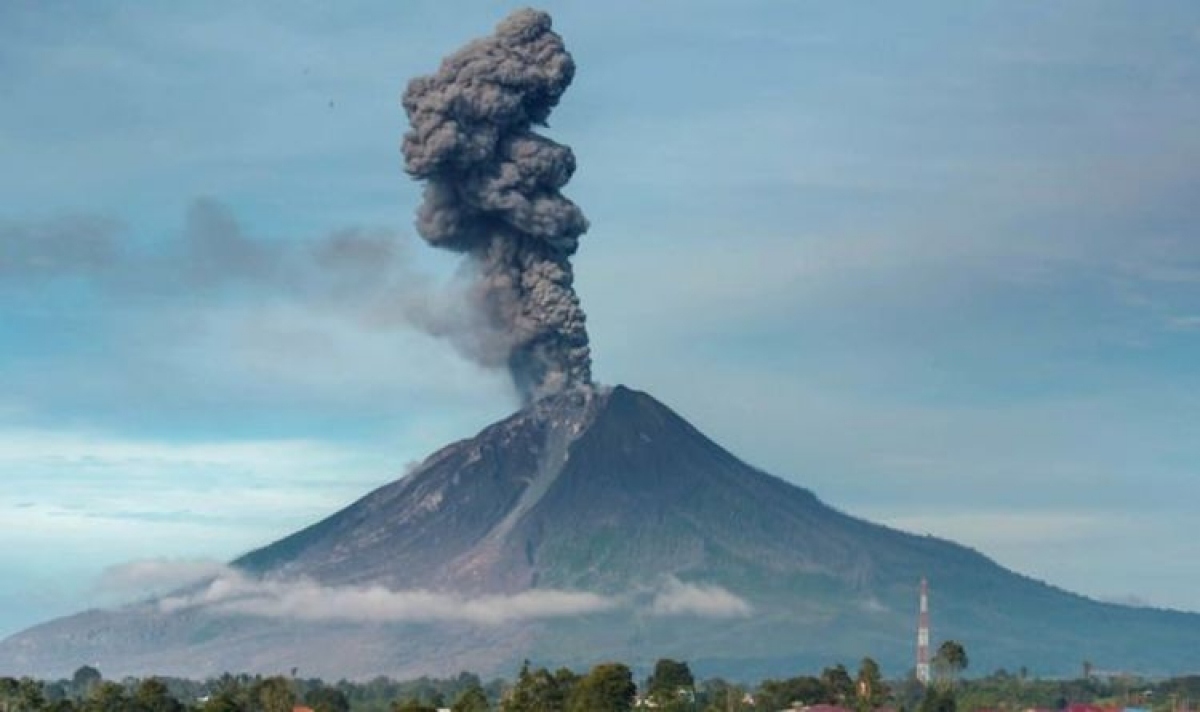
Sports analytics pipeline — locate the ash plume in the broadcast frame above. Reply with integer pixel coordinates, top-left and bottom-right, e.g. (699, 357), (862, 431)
(401, 8), (592, 403)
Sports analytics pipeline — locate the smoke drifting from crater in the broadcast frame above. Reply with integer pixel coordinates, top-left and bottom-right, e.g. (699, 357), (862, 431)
(401, 8), (592, 403)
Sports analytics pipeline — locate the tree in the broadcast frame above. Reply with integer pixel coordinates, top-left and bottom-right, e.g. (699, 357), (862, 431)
(647, 659), (695, 710)
(501, 662), (535, 712)
(202, 676), (252, 712)
(5, 678), (46, 712)
(855, 658), (887, 712)
(72, 667), (102, 699)
(132, 678), (184, 712)
(552, 668), (580, 708)
(821, 664), (855, 705)
(305, 687), (351, 712)
(502, 662), (572, 712)
(0, 678), (20, 712)
(200, 689), (244, 712)
(933, 641), (968, 687)
(756, 676), (825, 711)
(451, 685), (490, 712)
(82, 681), (128, 712)
(918, 686), (956, 712)
(701, 680), (750, 712)
(254, 677), (295, 712)
(567, 663), (636, 712)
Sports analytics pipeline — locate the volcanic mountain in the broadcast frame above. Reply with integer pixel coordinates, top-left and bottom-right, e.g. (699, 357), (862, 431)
(3, 385), (1199, 679)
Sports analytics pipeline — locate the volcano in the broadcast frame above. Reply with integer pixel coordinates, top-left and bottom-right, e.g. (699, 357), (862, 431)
(3, 385), (1199, 679)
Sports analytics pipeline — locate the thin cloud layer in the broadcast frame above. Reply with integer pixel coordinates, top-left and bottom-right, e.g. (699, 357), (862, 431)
(144, 568), (752, 624)
(158, 569), (618, 625)
(648, 578), (753, 618)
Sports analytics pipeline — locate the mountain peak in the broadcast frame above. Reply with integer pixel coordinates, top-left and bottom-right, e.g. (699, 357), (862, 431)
(229, 383), (802, 594)
(6, 385), (1200, 680)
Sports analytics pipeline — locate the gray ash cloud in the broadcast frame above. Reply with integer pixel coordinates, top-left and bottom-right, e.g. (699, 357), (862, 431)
(401, 8), (593, 404)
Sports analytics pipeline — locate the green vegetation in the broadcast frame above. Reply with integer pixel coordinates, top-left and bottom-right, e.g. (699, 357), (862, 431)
(855, 658), (887, 712)
(500, 661), (571, 712)
(645, 658), (695, 711)
(933, 641), (969, 688)
(6, 648), (1200, 712)
(450, 685), (489, 712)
(566, 663), (636, 712)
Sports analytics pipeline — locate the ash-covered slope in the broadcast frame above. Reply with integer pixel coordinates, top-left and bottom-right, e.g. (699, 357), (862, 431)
(234, 388), (609, 594)
(4, 386), (1200, 679)
(233, 385), (878, 596)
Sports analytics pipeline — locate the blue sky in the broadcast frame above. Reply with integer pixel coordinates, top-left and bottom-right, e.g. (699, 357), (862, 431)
(2, 1), (1199, 639)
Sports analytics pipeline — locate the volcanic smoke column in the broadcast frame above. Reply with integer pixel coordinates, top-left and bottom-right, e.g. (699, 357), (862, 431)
(401, 9), (592, 403)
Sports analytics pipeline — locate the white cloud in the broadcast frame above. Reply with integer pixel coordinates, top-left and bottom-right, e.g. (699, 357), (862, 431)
(648, 578), (752, 618)
(140, 569), (755, 624)
(159, 570), (619, 625)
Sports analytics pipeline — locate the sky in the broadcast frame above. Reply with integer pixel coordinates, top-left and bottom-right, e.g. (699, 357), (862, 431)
(1, 0), (1199, 639)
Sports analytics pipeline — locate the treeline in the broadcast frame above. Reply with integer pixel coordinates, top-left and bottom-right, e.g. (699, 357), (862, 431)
(4, 652), (1199, 712)
(1, 658), (880, 712)
(0, 667), (501, 712)
(950, 668), (1200, 712)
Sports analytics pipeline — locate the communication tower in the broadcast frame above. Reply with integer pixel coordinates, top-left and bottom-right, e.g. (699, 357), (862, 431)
(917, 577), (931, 684)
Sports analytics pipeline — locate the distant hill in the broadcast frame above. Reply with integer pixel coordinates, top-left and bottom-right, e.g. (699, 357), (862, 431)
(2, 385), (1197, 680)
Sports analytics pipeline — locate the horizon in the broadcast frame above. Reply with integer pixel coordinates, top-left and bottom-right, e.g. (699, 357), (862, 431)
(2, 0), (1199, 644)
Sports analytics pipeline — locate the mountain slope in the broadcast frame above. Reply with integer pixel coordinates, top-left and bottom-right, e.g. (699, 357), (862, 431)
(3, 385), (1198, 679)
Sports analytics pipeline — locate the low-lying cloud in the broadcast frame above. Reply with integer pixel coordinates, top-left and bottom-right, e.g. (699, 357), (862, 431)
(648, 578), (754, 618)
(158, 569), (618, 625)
(96, 558), (228, 598)
(121, 566), (753, 624)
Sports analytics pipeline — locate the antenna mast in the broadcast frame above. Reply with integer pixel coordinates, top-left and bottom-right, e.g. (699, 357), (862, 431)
(917, 577), (931, 684)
